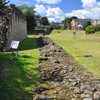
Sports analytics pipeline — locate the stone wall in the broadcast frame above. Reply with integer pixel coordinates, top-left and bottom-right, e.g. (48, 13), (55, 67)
(0, 4), (27, 50)
(7, 4), (27, 49)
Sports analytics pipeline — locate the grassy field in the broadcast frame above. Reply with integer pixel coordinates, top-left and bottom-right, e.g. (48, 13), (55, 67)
(47, 30), (100, 78)
(0, 35), (40, 100)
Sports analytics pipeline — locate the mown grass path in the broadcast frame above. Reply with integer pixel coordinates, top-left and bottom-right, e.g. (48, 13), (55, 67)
(0, 35), (40, 100)
(47, 30), (100, 78)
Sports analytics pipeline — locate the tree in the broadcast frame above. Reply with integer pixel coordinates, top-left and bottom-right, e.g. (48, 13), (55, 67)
(85, 25), (96, 34)
(62, 17), (72, 29)
(40, 17), (49, 26)
(18, 4), (36, 31)
(71, 16), (78, 20)
(0, 0), (9, 6)
(0, 0), (9, 12)
(18, 4), (35, 16)
(87, 21), (91, 26)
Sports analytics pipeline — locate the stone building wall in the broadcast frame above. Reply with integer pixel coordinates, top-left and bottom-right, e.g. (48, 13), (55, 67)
(7, 4), (27, 49)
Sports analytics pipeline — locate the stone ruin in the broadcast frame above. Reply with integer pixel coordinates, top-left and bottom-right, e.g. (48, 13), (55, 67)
(33, 37), (100, 100)
(0, 4), (27, 51)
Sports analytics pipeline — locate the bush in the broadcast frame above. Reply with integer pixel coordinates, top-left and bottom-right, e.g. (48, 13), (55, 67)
(60, 26), (65, 30)
(85, 25), (96, 34)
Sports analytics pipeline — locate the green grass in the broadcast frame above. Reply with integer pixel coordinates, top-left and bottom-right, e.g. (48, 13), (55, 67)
(47, 30), (100, 78)
(0, 35), (40, 100)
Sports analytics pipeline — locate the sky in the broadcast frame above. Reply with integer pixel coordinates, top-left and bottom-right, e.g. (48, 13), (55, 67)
(9, 0), (100, 22)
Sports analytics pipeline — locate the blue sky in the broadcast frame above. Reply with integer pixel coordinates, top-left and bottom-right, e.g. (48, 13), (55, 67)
(9, 0), (100, 22)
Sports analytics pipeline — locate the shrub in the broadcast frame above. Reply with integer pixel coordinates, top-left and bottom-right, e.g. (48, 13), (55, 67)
(85, 25), (96, 34)
(60, 26), (65, 30)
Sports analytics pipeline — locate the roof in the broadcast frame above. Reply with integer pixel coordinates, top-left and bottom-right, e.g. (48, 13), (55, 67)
(74, 19), (91, 23)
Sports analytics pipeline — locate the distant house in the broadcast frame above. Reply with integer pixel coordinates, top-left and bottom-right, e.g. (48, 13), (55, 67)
(92, 19), (100, 27)
(71, 18), (91, 30)
(50, 22), (66, 29)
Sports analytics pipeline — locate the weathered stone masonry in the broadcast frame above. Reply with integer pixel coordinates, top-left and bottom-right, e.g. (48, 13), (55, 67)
(0, 4), (27, 51)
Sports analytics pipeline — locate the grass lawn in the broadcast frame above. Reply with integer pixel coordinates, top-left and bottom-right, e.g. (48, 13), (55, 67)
(0, 35), (40, 100)
(47, 30), (100, 78)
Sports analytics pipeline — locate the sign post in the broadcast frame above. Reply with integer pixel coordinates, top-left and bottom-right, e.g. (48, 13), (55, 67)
(10, 40), (20, 57)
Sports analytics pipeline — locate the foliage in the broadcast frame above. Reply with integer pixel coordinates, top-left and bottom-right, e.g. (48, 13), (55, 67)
(85, 25), (96, 34)
(71, 16), (78, 19)
(40, 17), (49, 26)
(0, 0), (9, 13)
(62, 17), (72, 29)
(87, 21), (91, 26)
(60, 26), (65, 30)
(84, 21), (91, 29)
(26, 15), (36, 31)
(18, 4), (36, 31)
(0, 0), (9, 8)
(18, 4), (35, 16)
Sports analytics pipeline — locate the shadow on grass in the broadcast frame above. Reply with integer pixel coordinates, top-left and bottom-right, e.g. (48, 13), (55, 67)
(0, 36), (40, 100)
(18, 37), (38, 51)
(0, 53), (40, 100)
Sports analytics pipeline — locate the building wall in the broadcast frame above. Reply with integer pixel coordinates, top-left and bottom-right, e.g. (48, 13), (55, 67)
(92, 20), (100, 27)
(7, 4), (27, 49)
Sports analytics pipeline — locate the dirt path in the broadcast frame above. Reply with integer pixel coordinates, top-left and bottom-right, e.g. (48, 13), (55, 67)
(34, 37), (100, 100)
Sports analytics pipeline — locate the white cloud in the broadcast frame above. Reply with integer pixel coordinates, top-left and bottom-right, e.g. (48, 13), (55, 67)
(35, 0), (61, 4)
(66, 9), (90, 19)
(34, 4), (65, 22)
(46, 7), (64, 16)
(48, 18), (56, 22)
(65, 0), (100, 19)
(35, 0), (100, 22)
(46, 7), (65, 21)
(81, 0), (97, 8)
(34, 4), (46, 14)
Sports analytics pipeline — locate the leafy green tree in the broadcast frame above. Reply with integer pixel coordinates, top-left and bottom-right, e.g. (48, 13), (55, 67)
(40, 17), (49, 26)
(87, 21), (91, 26)
(0, 0), (9, 7)
(62, 17), (72, 29)
(18, 4), (35, 16)
(85, 25), (96, 34)
(18, 4), (36, 31)
(0, 0), (9, 11)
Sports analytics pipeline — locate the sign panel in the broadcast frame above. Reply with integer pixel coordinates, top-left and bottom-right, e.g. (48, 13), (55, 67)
(10, 40), (20, 49)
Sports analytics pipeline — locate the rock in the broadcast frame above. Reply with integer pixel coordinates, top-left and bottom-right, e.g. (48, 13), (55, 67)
(35, 87), (48, 93)
(39, 58), (48, 61)
(69, 67), (73, 72)
(74, 87), (81, 94)
(37, 37), (100, 100)
(37, 95), (48, 100)
(83, 97), (93, 100)
(94, 92), (100, 99)
(81, 94), (91, 98)
(60, 70), (67, 75)
(96, 84), (100, 88)
(84, 89), (93, 95)
(71, 98), (76, 100)
(71, 81), (77, 86)
(41, 76), (48, 81)
(53, 60), (60, 64)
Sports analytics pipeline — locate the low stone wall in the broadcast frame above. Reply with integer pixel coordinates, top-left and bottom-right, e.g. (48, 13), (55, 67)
(34, 37), (100, 100)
